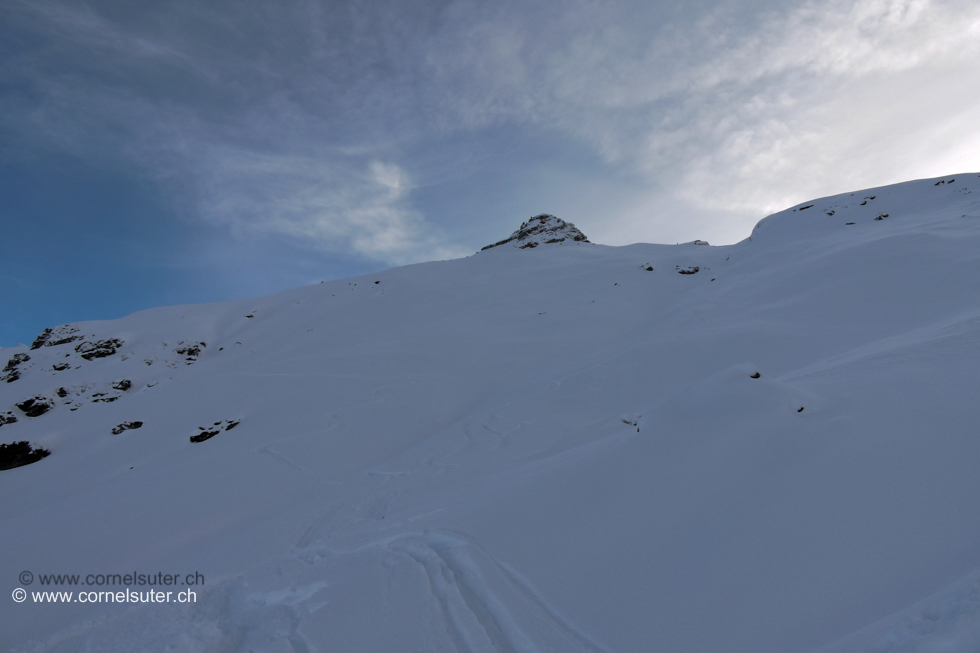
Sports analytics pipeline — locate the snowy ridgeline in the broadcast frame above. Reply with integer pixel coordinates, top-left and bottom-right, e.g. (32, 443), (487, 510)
(2, 174), (980, 653)
(480, 214), (590, 250)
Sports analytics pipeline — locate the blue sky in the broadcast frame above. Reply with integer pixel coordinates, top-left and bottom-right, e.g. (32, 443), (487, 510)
(2, 0), (979, 347)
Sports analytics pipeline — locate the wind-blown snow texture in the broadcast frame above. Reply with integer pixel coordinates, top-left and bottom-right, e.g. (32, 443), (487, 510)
(3, 175), (980, 652)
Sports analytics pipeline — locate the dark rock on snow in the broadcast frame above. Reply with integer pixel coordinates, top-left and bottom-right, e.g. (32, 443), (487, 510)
(175, 343), (203, 357)
(75, 339), (123, 360)
(175, 342), (206, 364)
(16, 396), (52, 418)
(190, 419), (241, 443)
(0, 441), (51, 471)
(481, 215), (590, 251)
(30, 329), (53, 350)
(31, 325), (82, 349)
(111, 421), (143, 435)
(2, 353), (30, 383)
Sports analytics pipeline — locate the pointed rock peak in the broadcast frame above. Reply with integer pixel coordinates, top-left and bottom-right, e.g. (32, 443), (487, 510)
(481, 214), (590, 251)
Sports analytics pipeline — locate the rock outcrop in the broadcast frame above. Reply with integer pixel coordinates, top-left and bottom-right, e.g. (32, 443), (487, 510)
(0, 441), (50, 470)
(30, 325), (83, 350)
(481, 214), (590, 251)
(1, 353), (30, 383)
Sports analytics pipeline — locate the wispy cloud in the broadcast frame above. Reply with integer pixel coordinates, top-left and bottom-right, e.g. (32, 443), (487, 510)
(1, 0), (471, 264)
(180, 151), (469, 264)
(474, 0), (980, 239)
(3, 0), (979, 256)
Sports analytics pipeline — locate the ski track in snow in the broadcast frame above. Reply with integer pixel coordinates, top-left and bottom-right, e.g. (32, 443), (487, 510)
(779, 308), (980, 383)
(285, 528), (614, 653)
(384, 530), (613, 653)
(816, 565), (980, 653)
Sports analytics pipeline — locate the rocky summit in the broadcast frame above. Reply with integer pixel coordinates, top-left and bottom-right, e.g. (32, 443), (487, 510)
(481, 214), (590, 251)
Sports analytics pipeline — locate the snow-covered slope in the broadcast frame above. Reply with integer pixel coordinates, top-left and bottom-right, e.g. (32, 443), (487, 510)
(2, 174), (980, 653)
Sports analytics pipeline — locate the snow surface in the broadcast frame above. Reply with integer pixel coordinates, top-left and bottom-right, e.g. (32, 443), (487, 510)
(2, 174), (980, 652)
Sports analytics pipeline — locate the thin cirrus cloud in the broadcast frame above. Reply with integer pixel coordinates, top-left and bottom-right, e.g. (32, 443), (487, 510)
(184, 152), (471, 265)
(2, 0), (979, 263)
(504, 0), (980, 244)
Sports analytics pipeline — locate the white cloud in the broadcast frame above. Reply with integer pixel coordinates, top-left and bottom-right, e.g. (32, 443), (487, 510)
(354, 0), (980, 244)
(167, 145), (470, 265)
(4, 0), (980, 256)
(522, 0), (980, 243)
(665, 0), (980, 217)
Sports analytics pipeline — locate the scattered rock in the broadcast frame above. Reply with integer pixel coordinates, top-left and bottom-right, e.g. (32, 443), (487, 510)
(15, 397), (52, 418)
(56, 387), (68, 398)
(111, 379), (132, 391)
(190, 429), (218, 443)
(796, 205), (814, 211)
(750, 372), (761, 379)
(190, 419), (240, 443)
(174, 342), (205, 364)
(481, 215), (590, 251)
(29, 329), (53, 350)
(0, 441), (51, 471)
(30, 325), (82, 350)
(797, 407), (805, 413)
(52, 362), (70, 371)
(677, 266), (700, 275)
(693, 240), (709, 246)
(29, 328), (53, 350)
(111, 421), (143, 435)
(0, 411), (18, 427)
(2, 353), (30, 383)
(846, 222), (856, 225)
(874, 213), (890, 221)
(75, 339), (123, 360)
(5, 353), (30, 368)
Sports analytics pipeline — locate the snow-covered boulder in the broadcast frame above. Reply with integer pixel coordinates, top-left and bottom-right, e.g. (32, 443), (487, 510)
(481, 214), (590, 251)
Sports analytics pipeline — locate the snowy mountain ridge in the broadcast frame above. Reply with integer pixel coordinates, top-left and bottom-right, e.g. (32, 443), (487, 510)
(480, 213), (590, 250)
(2, 173), (980, 653)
